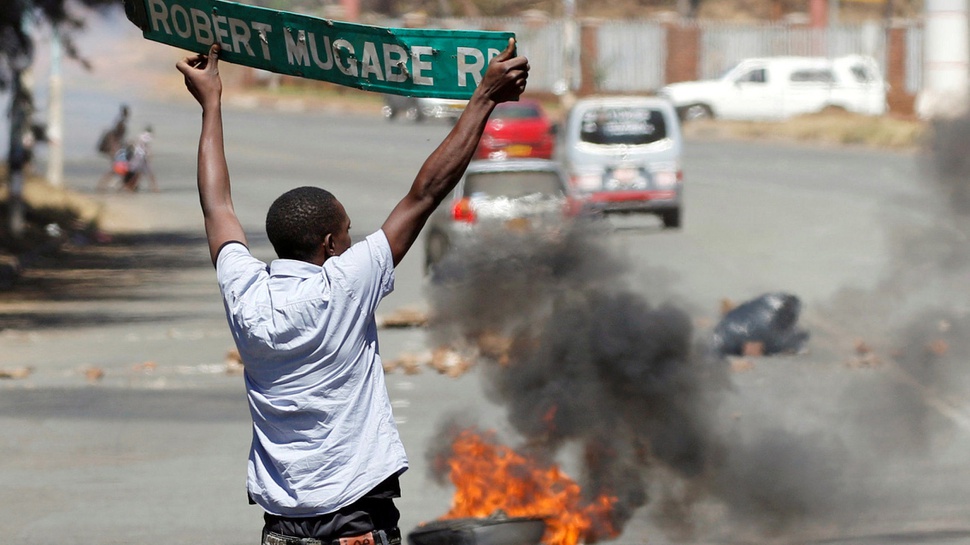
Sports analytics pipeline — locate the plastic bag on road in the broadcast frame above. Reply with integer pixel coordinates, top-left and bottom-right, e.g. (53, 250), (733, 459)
(711, 292), (809, 357)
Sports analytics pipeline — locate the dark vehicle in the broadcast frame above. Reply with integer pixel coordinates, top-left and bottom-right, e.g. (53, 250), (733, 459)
(423, 159), (571, 275)
(382, 94), (467, 122)
(558, 96), (684, 228)
(474, 99), (557, 160)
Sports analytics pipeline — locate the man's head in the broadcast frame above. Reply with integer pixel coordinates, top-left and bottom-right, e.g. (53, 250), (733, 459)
(266, 186), (351, 264)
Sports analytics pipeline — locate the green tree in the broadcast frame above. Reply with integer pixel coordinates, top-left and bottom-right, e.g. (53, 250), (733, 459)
(1, 0), (114, 240)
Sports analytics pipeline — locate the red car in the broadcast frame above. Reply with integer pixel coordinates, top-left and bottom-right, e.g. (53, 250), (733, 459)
(475, 99), (556, 160)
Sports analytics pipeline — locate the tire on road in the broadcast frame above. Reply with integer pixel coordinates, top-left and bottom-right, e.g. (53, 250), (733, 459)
(661, 208), (682, 229)
(680, 103), (714, 122)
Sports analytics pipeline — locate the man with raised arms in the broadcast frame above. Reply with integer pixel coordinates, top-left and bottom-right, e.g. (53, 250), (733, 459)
(176, 40), (528, 545)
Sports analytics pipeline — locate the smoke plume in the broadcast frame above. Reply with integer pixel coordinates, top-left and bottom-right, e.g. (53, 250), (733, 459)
(421, 116), (970, 543)
(423, 224), (855, 541)
(805, 114), (970, 535)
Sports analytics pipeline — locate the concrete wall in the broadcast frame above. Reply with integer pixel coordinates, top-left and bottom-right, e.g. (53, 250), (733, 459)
(573, 20), (919, 116)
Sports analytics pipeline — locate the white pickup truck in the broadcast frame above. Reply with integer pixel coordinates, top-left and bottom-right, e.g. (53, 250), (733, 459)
(658, 55), (888, 121)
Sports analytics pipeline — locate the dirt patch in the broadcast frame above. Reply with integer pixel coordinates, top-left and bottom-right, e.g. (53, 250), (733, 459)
(681, 110), (927, 150)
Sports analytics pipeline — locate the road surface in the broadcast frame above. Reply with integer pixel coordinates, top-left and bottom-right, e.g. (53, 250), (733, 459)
(3, 11), (970, 545)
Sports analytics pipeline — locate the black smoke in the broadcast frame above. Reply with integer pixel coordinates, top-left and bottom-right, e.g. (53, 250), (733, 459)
(419, 115), (970, 544)
(423, 225), (852, 541)
(806, 113), (970, 537)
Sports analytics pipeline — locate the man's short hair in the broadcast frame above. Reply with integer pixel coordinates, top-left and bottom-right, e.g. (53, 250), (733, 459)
(266, 186), (343, 261)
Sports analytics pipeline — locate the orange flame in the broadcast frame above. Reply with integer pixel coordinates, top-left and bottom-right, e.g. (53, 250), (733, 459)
(441, 429), (618, 545)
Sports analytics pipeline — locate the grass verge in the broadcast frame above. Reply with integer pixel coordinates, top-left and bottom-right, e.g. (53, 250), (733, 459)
(681, 109), (928, 150)
(0, 168), (105, 261)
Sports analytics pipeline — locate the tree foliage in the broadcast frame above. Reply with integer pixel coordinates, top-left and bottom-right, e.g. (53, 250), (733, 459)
(2, 0), (115, 243)
(0, 0), (117, 92)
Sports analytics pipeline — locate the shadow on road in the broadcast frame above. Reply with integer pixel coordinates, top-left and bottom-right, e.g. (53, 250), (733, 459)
(0, 386), (248, 422)
(0, 231), (213, 330)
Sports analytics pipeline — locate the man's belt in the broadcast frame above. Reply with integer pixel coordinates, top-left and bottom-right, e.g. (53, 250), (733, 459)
(264, 528), (402, 545)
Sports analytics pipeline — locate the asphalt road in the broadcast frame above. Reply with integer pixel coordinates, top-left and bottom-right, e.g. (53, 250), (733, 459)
(4, 15), (970, 545)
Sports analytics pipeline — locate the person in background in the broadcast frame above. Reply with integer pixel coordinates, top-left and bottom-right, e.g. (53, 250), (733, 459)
(121, 125), (159, 193)
(96, 104), (130, 192)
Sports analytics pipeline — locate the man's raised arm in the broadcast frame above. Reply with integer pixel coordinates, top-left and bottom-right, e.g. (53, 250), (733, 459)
(176, 43), (247, 266)
(381, 38), (530, 266)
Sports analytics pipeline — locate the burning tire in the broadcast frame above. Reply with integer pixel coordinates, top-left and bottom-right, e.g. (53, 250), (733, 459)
(408, 515), (546, 545)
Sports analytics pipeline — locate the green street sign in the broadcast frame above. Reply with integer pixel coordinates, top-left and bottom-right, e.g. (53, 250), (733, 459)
(123, 0), (514, 99)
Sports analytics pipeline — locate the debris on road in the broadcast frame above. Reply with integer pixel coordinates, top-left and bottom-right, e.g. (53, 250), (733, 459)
(384, 352), (425, 375)
(0, 366), (32, 379)
(430, 347), (475, 377)
(132, 361), (157, 373)
(411, 333), (515, 377)
(729, 358), (756, 373)
(378, 307), (429, 329)
(847, 339), (883, 368)
(927, 338), (949, 357)
(84, 366), (105, 382)
(742, 341), (765, 357)
(475, 331), (512, 366)
(711, 292), (809, 357)
(384, 345), (479, 377)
